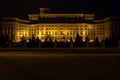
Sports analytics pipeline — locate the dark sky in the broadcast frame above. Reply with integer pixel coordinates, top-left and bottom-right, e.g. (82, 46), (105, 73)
(0, 0), (120, 18)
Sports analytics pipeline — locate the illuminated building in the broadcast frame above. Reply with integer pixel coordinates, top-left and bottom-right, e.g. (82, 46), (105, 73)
(1, 8), (110, 42)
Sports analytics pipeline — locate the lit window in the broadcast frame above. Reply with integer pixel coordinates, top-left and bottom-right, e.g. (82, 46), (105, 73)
(61, 28), (63, 30)
(76, 31), (78, 34)
(73, 31), (75, 35)
(19, 32), (21, 35)
(88, 31), (90, 35)
(52, 28), (54, 30)
(37, 31), (39, 35)
(46, 31), (48, 35)
(41, 28), (43, 30)
(90, 31), (92, 35)
(76, 28), (78, 30)
(85, 31), (87, 35)
(55, 31), (57, 35)
(32, 32), (34, 34)
(81, 31), (83, 35)
(41, 31), (44, 35)
(97, 32), (99, 35)
(41, 36), (44, 39)
(67, 31), (69, 35)
(52, 32), (54, 35)
(61, 31), (64, 35)
(70, 31), (72, 35)
(103, 32), (105, 35)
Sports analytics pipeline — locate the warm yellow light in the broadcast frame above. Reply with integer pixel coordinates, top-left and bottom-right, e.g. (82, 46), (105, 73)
(83, 31), (85, 35)
(88, 25), (92, 29)
(63, 30), (67, 35)
(51, 31), (53, 35)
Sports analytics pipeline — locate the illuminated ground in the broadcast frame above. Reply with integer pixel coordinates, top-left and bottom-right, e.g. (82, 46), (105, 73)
(0, 50), (120, 80)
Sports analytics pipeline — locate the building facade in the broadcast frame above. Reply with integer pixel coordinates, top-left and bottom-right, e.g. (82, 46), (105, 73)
(1, 8), (110, 42)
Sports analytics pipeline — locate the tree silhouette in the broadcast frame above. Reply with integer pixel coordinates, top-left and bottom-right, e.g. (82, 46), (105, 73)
(109, 36), (118, 47)
(28, 35), (36, 47)
(44, 35), (53, 42)
(54, 39), (57, 48)
(93, 37), (100, 47)
(36, 37), (41, 48)
(43, 36), (54, 48)
(0, 34), (9, 47)
(101, 39), (105, 48)
(70, 37), (73, 48)
(20, 36), (26, 48)
(85, 36), (90, 47)
(104, 37), (109, 47)
(74, 33), (83, 47)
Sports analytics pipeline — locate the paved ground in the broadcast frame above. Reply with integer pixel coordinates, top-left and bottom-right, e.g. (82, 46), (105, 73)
(0, 51), (120, 80)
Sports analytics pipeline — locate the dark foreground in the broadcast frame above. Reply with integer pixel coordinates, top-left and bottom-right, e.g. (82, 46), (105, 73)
(0, 49), (120, 80)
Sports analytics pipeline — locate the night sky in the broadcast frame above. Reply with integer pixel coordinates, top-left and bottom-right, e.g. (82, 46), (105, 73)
(0, 0), (120, 19)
